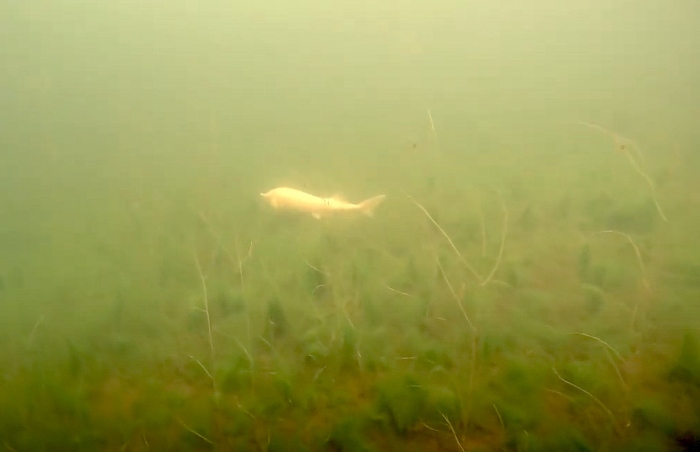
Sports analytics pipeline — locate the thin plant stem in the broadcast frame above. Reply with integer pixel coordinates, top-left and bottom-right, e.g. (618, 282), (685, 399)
(234, 233), (254, 346)
(574, 333), (626, 388)
(188, 355), (213, 380)
(193, 254), (219, 404)
(605, 347), (627, 389)
(435, 256), (478, 428)
(575, 121), (667, 222)
(197, 211), (254, 353)
(214, 326), (255, 390)
(436, 258), (475, 332)
(408, 195), (482, 282)
(27, 315), (45, 348)
(197, 211), (254, 281)
(493, 403), (505, 433)
(428, 109), (440, 153)
(622, 151), (668, 222)
(591, 230), (650, 291)
(477, 199), (487, 257)
(546, 388), (575, 402)
(384, 284), (414, 298)
(481, 191), (508, 286)
(573, 332), (623, 361)
(197, 211), (236, 265)
(234, 234), (254, 289)
(440, 412), (465, 452)
(176, 417), (215, 445)
(422, 422), (440, 432)
(629, 303), (639, 334)
(194, 254), (215, 363)
(552, 367), (616, 428)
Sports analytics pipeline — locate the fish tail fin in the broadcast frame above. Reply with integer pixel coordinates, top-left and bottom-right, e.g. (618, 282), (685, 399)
(357, 195), (386, 217)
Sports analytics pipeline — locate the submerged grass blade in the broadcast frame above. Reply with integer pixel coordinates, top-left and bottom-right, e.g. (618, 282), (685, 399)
(408, 195), (482, 282)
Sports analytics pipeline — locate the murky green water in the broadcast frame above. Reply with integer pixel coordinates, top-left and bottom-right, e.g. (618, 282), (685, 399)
(2, 1), (699, 450)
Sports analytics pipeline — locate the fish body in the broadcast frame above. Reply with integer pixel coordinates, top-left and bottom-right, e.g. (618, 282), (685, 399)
(260, 187), (385, 219)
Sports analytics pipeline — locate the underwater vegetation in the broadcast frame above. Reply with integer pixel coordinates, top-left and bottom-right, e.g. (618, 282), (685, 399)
(1, 122), (699, 452)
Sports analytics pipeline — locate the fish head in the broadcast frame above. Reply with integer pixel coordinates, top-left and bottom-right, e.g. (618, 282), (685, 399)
(260, 191), (278, 207)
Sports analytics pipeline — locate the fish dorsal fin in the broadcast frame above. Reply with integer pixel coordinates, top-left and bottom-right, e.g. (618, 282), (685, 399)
(331, 193), (346, 203)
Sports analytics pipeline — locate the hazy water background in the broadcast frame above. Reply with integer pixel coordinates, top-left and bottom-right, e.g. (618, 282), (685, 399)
(2, 0), (700, 449)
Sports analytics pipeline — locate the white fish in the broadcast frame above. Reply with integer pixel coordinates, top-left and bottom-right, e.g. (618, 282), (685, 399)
(260, 187), (386, 219)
